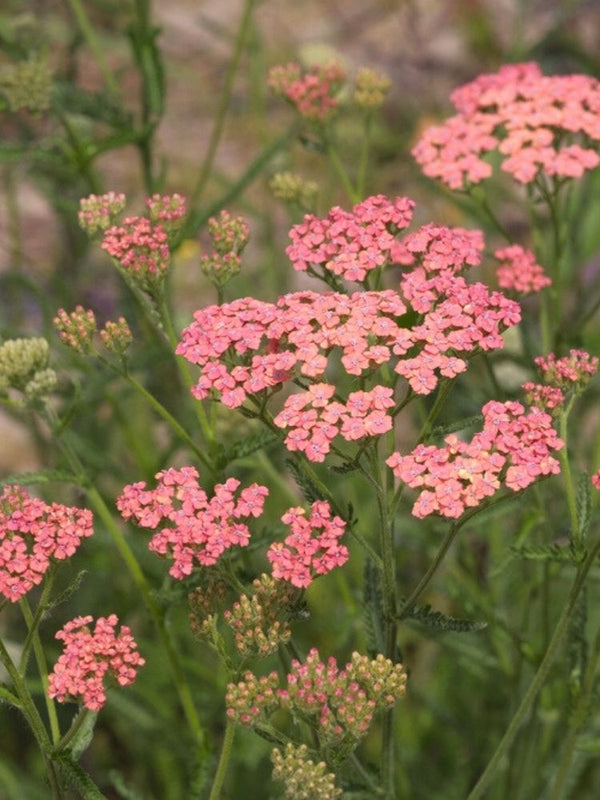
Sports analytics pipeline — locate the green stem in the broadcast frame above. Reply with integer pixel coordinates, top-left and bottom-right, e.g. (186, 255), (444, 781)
(53, 707), (90, 754)
(188, 0), (258, 211)
(548, 620), (600, 800)
(101, 357), (213, 470)
(19, 567), (56, 674)
(156, 294), (215, 447)
(0, 634), (62, 797)
(66, 0), (120, 99)
(466, 536), (600, 800)
(356, 114), (373, 200)
(208, 718), (236, 800)
(325, 138), (359, 203)
(372, 452), (397, 796)
(397, 524), (460, 622)
(40, 407), (208, 757)
(20, 597), (61, 744)
(558, 398), (579, 545)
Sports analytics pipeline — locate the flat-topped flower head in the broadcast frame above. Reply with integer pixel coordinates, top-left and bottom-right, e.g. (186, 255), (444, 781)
(534, 349), (598, 392)
(387, 399), (563, 519)
(48, 615), (144, 711)
(413, 62), (600, 188)
(267, 501), (348, 587)
(226, 647), (406, 744)
(286, 195), (415, 283)
(268, 61), (346, 122)
(0, 486), (93, 602)
(271, 743), (342, 800)
(117, 467), (268, 578)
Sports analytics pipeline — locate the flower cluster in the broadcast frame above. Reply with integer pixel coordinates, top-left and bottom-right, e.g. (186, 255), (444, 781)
(100, 317), (133, 355)
(353, 67), (391, 110)
(592, 470), (600, 491)
(0, 56), (53, 113)
(226, 670), (280, 725)
(269, 171), (319, 211)
(200, 209), (250, 288)
(223, 574), (295, 656)
(48, 615), (145, 711)
(521, 382), (565, 413)
(271, 743), (342, 800)
(145, 193), (187, 233)
(274, 384), (394, 461)
(286, 195), (415, 283)
(494, 245), (551, 294)
(534, 349), (598, 391)
(267, 502), (348, 588)
(268, 61), (346, 122)
(102, 216), (170, 290)
(0, 337), (57, 402)
(54, 306), (97, 354)
(78, 192), (126, 236)
(387, 399), (564, 519)
(413, 62), (600, 188)
(117, 467), (268, 578)
(0, 486), (93, 602)
(227, 648), (407, 745)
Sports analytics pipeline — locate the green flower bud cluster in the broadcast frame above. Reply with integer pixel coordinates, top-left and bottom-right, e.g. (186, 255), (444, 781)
(78, 193), (126, 237)
(269, 172), (318, 211)
(353, 67), (391, 110)
(201, 210), (250, 290)
(100, 318), (133, 355)
(271, 743), (342, 800)
(0, 337), (56, 402)
(0, 56), (52, 113)
(223, 574), (295, 657)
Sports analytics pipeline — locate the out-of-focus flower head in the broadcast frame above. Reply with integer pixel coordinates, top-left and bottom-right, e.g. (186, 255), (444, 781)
(413, 63), (600, 189)
(0, 337), (57, 404)
(268, 61), (346, 123)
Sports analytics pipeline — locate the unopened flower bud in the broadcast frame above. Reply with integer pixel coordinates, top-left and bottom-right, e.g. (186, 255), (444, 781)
(0, 337), (53, 398)
(79, 193), (126, 236)
(0, 56), (52, 113)
(271, 743), (342, 800)
(208, 210), (250, 256)
(146, 194), (187, 239)
(353, 67), (391, 110)
(54, 306), (97, 354)
(100, 317), (133, 355)
(269, 172), (318, 210)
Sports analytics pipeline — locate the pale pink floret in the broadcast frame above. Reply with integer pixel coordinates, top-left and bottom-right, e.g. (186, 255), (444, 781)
(387, 400), (563, 519)
(0, 486), (93, 602)
(414, 62), (600, 188)
(267, 501), (348, 588)
(48, 615), (144, 711)
(494, 245), (551, 294)
(117, 467), (268, 577)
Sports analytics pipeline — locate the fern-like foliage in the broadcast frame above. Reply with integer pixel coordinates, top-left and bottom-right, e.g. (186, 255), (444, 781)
(400, 601), (487, 633)
(285, 458), (326, 505)
(509, 543), (583, 564)
(362, 559), (385, 656)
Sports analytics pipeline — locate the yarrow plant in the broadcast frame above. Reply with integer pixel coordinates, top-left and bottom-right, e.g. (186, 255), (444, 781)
(3, 34), (600, 800)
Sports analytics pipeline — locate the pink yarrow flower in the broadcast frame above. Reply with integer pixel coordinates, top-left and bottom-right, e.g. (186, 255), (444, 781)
(0, 486), (93, 602)
(268, 61), (346, 122)
(48, 615), (144, 711)
(413, 63), (600, 188)
(494, 245), (551, 294)
(267, 501), (348, 588)
(117, 467), (268, 578)
(387, 400), (563, 519)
